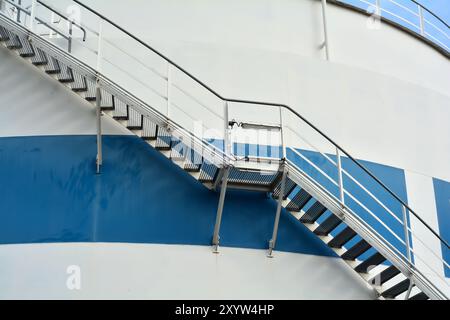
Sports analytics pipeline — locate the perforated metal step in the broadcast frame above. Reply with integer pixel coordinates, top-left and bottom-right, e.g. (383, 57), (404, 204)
(314, 214), (342, 236)
(31, 47), (48, 65)
(5, 30), (21, 49)
(0, 26), (10, 41)
(70, 72), (87, 92)
(57, 63), (74, 83)
(354, 252), (386, 273)
(409, 292), (429, 300)
(17, 35), (34, 57)
(286, 189), (312, 212)
(44, 56), (60, 74)
(273, 178), (296, 200)
(300, 201), (328, 224)
(342, 239), (372, 261)
(328, 227), (357, 248)
(382, 279), (411, 298)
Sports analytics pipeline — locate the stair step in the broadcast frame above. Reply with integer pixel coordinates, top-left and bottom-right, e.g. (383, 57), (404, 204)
(382, 279), (411, 299)
(18, 36), (35, 57)
(199, 163), (219, 183)
(341, 239), (371, 261)
(354, 252), (386, 273)
(155, 127), (172, 150)
(286, 189), (312, 212)
(409, 292), (429, 300)
(328, 227), (357, 248)
(31, 47), (48, 65)
(300, 201), (328, 224)
(57, 63), (74, 83)
(70, 73), (87, 92)
(0, 26), (10, 41)
(142, 118), (158, 140)
(44, 56), (61, 74)
(273, 178), (297, 200)
(5, 30), (21, 49)
(372, 265), (401, 285)
(314, 214), (342, 236)
(113, 99), (129, 119)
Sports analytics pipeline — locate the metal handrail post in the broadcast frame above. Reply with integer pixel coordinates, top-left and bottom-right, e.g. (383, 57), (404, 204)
(336, 147), (345, 208)
(402, 205), (412, 263)
(321, 0), (331, 60)
(29, 0), (36, 31)
(418, 5), (425, 36)
(167, 63), (172, 118)
(95, 82), (103, 174)
(279, 107), (286, 160)
(68, 20), (73, 53)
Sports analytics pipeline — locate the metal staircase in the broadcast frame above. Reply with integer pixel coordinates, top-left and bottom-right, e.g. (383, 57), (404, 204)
(0, 0), (449, 300)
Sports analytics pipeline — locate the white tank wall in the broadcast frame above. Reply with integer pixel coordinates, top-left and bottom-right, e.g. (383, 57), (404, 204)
(0, 243), (376, 300)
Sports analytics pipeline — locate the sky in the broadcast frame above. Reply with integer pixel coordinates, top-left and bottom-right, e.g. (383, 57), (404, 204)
(417, 0), (450, 24)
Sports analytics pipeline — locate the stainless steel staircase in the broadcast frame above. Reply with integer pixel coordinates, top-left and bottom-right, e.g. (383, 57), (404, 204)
(0, 0), (449, 300)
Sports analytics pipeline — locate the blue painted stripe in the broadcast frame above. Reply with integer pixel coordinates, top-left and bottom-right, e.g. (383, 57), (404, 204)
(0, 135), (336, 258)
(433, 178), (450, 277)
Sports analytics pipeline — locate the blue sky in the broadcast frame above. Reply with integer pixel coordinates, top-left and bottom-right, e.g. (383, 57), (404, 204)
(417, 0), (450, 24)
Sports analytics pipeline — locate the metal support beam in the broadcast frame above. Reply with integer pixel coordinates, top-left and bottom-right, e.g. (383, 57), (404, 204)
(96, 83), (103, 174)
(212, 166), (230, 253)
(29, 0), (37, 31)
(418, 5), (425, 36)
(167, 63), (172, 118)
(336, 147), (345, 208)
(402, 205), (412, 263)
(68, 20), (73, 53)
(404, 280), (414, 300)
(268, 165), (287, 257)
(321, 0), (331, 61)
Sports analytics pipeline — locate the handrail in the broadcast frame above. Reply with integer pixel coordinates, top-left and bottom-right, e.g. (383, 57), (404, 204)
(71, 0), (449, 249)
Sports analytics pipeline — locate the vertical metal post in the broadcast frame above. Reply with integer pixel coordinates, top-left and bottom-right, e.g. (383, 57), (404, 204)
(96, 83), (103, 174)
(320, 0), (330, 61)
(268, 166), (287, 258)
(279, 107), (286, 160)
(167, 64), (172, 118)
(336, 147), (345, 207)
(375, 0), (381, 16)
(29, 0), (37, 31)
(402, 205), (412, 263)
(96, 19), (104, 71)
(212, 167), (230, 253)
(418, 5), (425, 36)
(224, 101), (231, 155)
(68, 20), (73, 53)
(16, 0), (22, 23)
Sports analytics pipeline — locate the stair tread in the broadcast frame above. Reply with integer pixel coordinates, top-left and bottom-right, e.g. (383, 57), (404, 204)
(373, 265), (401, 285)
(354, 252), (386, 273)
(382, 279), (411, 298)
(314, 214), (342, 236)
(341, 239), (372, 261)
(328, 226), (357, 248)
(300, 201), (327, 224)
(286, 189), (312, 212)
(273, 178), (296, 200)
(409, 292), (429, 300)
